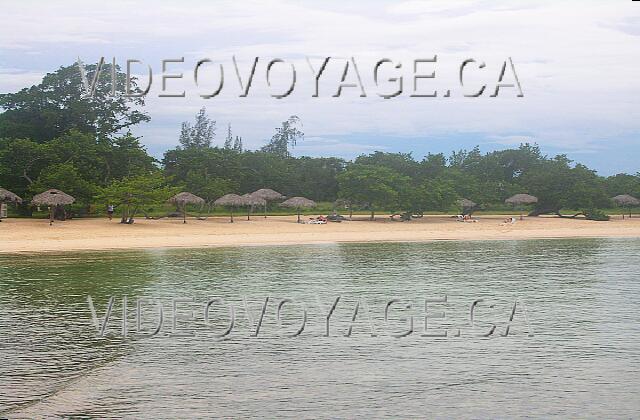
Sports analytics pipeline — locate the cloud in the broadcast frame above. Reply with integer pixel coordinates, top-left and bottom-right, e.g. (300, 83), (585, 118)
(0, 0), (638, 174)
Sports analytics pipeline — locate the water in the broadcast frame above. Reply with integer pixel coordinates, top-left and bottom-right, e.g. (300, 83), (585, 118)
(1, 239), (639, 418)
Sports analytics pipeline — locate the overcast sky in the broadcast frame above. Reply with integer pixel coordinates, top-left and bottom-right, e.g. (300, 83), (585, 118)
(1, 0), (638, 175)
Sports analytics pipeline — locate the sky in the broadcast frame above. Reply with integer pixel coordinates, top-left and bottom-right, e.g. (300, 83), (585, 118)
(0, 0), (638, 175)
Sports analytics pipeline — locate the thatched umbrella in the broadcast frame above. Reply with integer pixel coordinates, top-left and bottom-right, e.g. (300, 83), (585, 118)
(505, 193), (538, 220)
(280, 196), (317, 223)
(0, 187), (22, 222)
(31, 189), (75, 225)
(612, 194), (640, 219)
(251, 188), (284, 218)
(214, 193), (245, 222)
(241, 193), (267, 221)
(457, 198), (476, 215)
(168, 192), (205, 224)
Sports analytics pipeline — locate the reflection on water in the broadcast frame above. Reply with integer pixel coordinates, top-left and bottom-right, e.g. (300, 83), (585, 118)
(1, 239), (639, 418)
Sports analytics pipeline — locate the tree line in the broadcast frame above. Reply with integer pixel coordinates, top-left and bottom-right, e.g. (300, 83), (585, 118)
(1, 63), (639, 220)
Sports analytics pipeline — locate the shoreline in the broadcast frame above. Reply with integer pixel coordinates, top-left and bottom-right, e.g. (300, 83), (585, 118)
(1, 215), (639, 254)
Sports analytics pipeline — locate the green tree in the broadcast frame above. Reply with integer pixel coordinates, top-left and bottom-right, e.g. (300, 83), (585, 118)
(604, 173), (640, 197)
(337, 164), (410, 220)
(0, 63), (149, 142)
(29, 162), (96, 206)
(224, 124), (233, 149)
(261, 115), (303, 157)
(95, 173), (178, 223)
(179, 107), (215, 149)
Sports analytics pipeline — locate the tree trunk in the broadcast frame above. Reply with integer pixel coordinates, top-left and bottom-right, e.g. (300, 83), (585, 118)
(528, 206), (560, 217)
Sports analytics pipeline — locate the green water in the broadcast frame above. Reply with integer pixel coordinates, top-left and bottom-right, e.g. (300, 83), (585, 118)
(1, 239), (639, 418)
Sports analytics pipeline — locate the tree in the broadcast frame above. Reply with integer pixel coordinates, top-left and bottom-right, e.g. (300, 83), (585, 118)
(179, 107), (215, 149)
(520, 156), (610, 217)
(261, 115), (303, 157)
(337, 164), (410, 219)
(412, 178), (459, 213)
(0, 63), (149, 142)
(30, 163), (96, 207)
(184, 172), (236, 205)
(223, 124), (234, 150)
(233, 136), (243, 152)
(0, 138), (48, 195)
(95, 173), (178, 223)
(288, 157), (345, 201)
(101, 133), (157, 182)
(604, 173), (640, 197)
(355, 152), (420, 179)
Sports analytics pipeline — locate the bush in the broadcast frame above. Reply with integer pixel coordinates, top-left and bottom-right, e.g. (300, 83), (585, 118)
(585, 209), (610, 221)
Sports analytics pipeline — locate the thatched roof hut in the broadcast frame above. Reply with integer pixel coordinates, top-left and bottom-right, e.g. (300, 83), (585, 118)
(31, 189), (75, 225)
(167, 192), (205, 223)
(168, 192), (205, 206)
(280, 196), (317, 223)
(251, 188), (284, 201)
(505, 194), (538, 205)
(241, 193), (266, 220)
(457, 198), (476, 215)
(32, 189), (75, 206)
(214, 193), (245, 206)
(505, 193), (538, 220)
(612, 194), (640, 219)
(241, 193), (267, 206)
(213, 194), (245, 222)
(251, 188), (284, 218)
(0, 187), (22, 204)
(0, 187), (22, 221)
(612, 194), (640, 206)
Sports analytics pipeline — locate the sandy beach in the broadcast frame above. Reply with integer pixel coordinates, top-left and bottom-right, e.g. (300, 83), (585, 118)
(1, 214), (639, 253)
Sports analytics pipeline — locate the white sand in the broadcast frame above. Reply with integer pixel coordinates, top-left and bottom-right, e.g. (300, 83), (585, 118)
(1, 214), (639, 253)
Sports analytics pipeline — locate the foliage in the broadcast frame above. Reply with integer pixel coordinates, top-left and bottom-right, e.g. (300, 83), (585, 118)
(584, 209), (610, 221)
(29, 163), (96, 206)
(337, 164), (411, 218)
(0, 63), (149, 142)
(95, 173), (178, 223)
(261, 115), (303, 157)
(179, 107), (215, 149)
(0, 62), (636, 221)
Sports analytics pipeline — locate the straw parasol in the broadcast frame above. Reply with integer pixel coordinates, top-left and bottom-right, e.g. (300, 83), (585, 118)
(241, 193), (267, 221)
(612, 194), (640, 219)
(505, 193), (538, 220)
(167, 192), (205, 224)
(0, 187), (22, 221)
(214, 193), (245, 222)
(280, 196), (316, 223)
(31, 189), (75, 225)
(0, 187), (22, 204)
(457, 198), (476, 215)
(251, 188), (284, 218)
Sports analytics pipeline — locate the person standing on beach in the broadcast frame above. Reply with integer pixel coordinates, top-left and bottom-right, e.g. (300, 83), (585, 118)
(107, 204), (115, 221)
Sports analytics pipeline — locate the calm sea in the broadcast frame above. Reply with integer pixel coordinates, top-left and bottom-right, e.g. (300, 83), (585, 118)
(1, 239), (639, 418)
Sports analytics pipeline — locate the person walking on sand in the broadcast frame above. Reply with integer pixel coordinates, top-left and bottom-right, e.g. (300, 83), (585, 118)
(107, 204), (115, 221)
